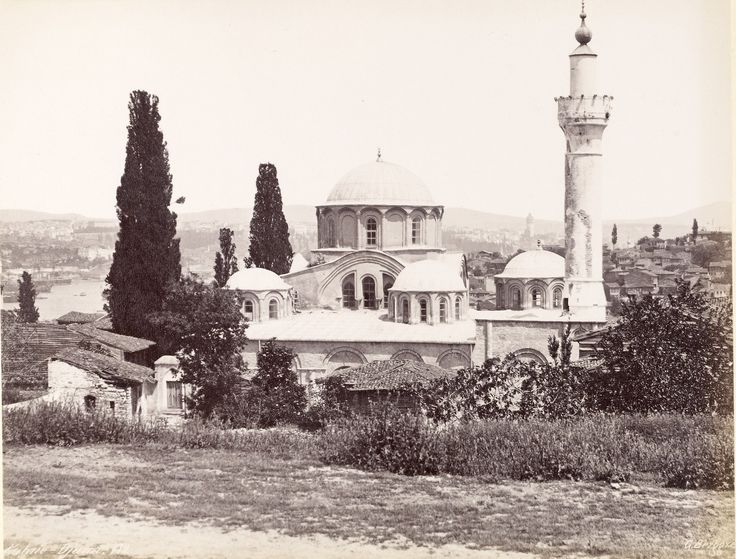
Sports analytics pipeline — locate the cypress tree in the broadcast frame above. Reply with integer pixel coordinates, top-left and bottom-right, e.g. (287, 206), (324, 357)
(17, 271), (39, 323)
(214, 227), (239, 287)
(105, 90), (181, 340)
(692, 218), (699, 244)
(611, 223), (617, 247)
(246, 163), (293, 274)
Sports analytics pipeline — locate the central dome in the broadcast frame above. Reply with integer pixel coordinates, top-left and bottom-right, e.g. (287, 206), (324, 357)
(496, 249), (565, 279)
(325, 161), (435, 206)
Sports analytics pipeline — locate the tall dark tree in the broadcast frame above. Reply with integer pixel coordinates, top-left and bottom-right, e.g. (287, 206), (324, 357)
(692, 218), (699, 243)
(213, 227), (239, 287)
(246, 163), (293, 274)
(105, 91), (181, 341)
(611, 223), (618, 247)
(16, 271), (39, 323)
(652, 223), (662, 238)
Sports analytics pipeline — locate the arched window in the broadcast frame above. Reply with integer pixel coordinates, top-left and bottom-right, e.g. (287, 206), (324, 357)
(342, 277), (355, 308)
(268, 299), (279, 319)
(532, 288), (542, 308)
(511, 288), (521, 310)
(454, 296), (462, 320)
(366, 217), (377, 247)
(553, 288), (563, 309)
(327, 219), (335, 246)
(382, 274), (394, 308)
(401, 298), (410, 324)
(362, 276), (376, 309)
(411, 217), (421, 245)
(419, 299), (428, 323)
(243, 300), (254, 321)
(439, 298), (447, 323)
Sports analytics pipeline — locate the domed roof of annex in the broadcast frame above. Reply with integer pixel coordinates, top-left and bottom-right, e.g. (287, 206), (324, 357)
(323, 160), (436, 207)
(496, 248), (565, 279)
(225, 267), (291, 292)
(391, 259), (466, 293)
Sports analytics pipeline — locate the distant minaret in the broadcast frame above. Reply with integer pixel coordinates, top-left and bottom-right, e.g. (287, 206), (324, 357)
(557, 3), (611, 320)
(524, 213), (535, 250)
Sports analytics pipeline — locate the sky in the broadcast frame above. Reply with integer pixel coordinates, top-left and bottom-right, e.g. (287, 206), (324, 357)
(0, 0), (731, 221)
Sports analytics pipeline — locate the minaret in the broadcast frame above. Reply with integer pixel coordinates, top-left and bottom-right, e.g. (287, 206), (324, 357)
(524, 213), (535, 250)
(557, 3), (611, 320)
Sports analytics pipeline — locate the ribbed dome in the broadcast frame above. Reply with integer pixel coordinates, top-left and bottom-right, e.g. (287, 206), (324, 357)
(496, 249), (565, 279)
(325, 161), (435, 206)
(391, 260), (465, 293)
(225, 268), (291, 291)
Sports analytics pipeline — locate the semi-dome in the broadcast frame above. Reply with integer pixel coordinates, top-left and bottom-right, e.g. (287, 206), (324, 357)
(392, 259), (465, 293)
(225, 267), (291, 291)
(324, 160), (435, 206)
(496, 248), (564, 279)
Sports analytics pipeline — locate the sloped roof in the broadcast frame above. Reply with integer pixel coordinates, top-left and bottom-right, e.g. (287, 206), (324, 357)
(1, 321), (86, 386)
(56, 311), (106, 325)
(52, 348), (154, 385)
(332, 359), (455, 391)
(67, 323), (155, 353)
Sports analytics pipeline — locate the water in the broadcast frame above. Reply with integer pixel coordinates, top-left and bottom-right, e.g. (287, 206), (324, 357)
(3, 279), (107, 321)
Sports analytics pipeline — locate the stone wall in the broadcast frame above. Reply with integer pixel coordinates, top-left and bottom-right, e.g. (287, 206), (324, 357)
(47, 360), (132, 419)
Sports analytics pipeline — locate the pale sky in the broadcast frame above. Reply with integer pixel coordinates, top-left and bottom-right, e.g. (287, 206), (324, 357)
(0, 0), (731, 221)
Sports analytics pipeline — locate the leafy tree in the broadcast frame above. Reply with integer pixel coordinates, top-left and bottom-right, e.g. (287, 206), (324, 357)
(692, 218), (699, 243)
(249, 340), (307, 426)
(611, 223), (618, 247)
(213, 227), (239, 287)
(652, 223), (662, 238)
(16, 271), (39, 323)
(246, 163), (293, 274)
(595, 280), (733, 414)
(691, 243), (727, 268)
(105, 91), (181, 341)
(148, 276), (247, 417)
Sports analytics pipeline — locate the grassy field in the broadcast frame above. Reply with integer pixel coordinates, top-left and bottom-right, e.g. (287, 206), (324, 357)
(3, 443), (734, 559)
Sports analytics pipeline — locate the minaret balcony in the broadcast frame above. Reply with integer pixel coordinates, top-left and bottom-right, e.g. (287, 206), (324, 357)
(557, 95), (613, 123)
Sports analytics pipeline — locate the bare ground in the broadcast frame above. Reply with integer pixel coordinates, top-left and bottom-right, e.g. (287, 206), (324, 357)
(3, 445), (734, 559)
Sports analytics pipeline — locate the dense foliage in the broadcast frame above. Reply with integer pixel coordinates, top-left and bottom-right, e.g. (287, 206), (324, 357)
(213, 227), (239, 287)
(148, 275), (247, 417)
(245, 163), (293, 274)
(652, 223), (662, 238)
(16, 271), (39, 323)
(106, 90), (181, 341)
(595, 281), (732, 414)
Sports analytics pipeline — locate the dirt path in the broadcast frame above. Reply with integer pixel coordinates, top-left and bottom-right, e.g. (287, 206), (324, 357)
(4, 505), (540, 559)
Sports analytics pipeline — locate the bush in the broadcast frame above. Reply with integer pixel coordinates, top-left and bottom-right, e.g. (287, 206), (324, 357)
(320, 406), (444, 475)
(319, 412), (734, 488)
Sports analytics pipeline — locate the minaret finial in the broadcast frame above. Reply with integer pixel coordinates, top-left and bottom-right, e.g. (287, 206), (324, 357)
(376, 147), (382, 162)
(575, 0), (592, 45)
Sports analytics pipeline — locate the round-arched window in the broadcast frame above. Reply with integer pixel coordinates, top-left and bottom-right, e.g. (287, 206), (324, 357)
(411, 217), (422, 245)
(268, 299), (279, 319)
(327, 219), (335, 247)
(342, 276), (356, 308)
(511, 288), (521, 310)
(454, 296), (462, 320)
(366, 217), (377, 247)
(362, 276), (376, 309)
(244, 299), (254, 321)
(439, 298), (448, 323)
(532, 288), (542, 308)
(553, 288), (563, 309)
(401, 298), (410, 324)
(419, 299), (428, 323)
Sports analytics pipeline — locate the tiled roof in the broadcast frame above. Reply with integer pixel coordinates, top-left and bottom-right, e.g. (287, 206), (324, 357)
(1, 322), (85, 387)
(244, 309), (476, 344)
(67, 323), (155, 353)
(56, 311), (106, 324)
(332, 359), (456, 391)
(92, 315), (114, 331)
(52, 348), (154, 385)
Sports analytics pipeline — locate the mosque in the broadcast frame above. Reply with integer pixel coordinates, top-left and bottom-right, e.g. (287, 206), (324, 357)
(227, 7), (611, 382)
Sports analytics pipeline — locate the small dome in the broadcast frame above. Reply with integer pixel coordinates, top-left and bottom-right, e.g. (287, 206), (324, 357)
(391, 259), (465, 292)
(496, 249), (564, 279)
(325, 160), (435, 206)
(225, 267), (291, 291)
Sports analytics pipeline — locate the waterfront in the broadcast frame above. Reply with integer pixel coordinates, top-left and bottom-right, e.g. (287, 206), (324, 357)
(2, 279), (107, 321)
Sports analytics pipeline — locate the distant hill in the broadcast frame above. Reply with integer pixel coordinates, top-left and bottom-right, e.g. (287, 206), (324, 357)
(177, 205), (316, 228)
(443, 208), (561, 234)
(0, 209), (94, 222)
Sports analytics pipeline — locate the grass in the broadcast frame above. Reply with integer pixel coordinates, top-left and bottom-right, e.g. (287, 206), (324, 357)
(3, 444), (734, 558)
